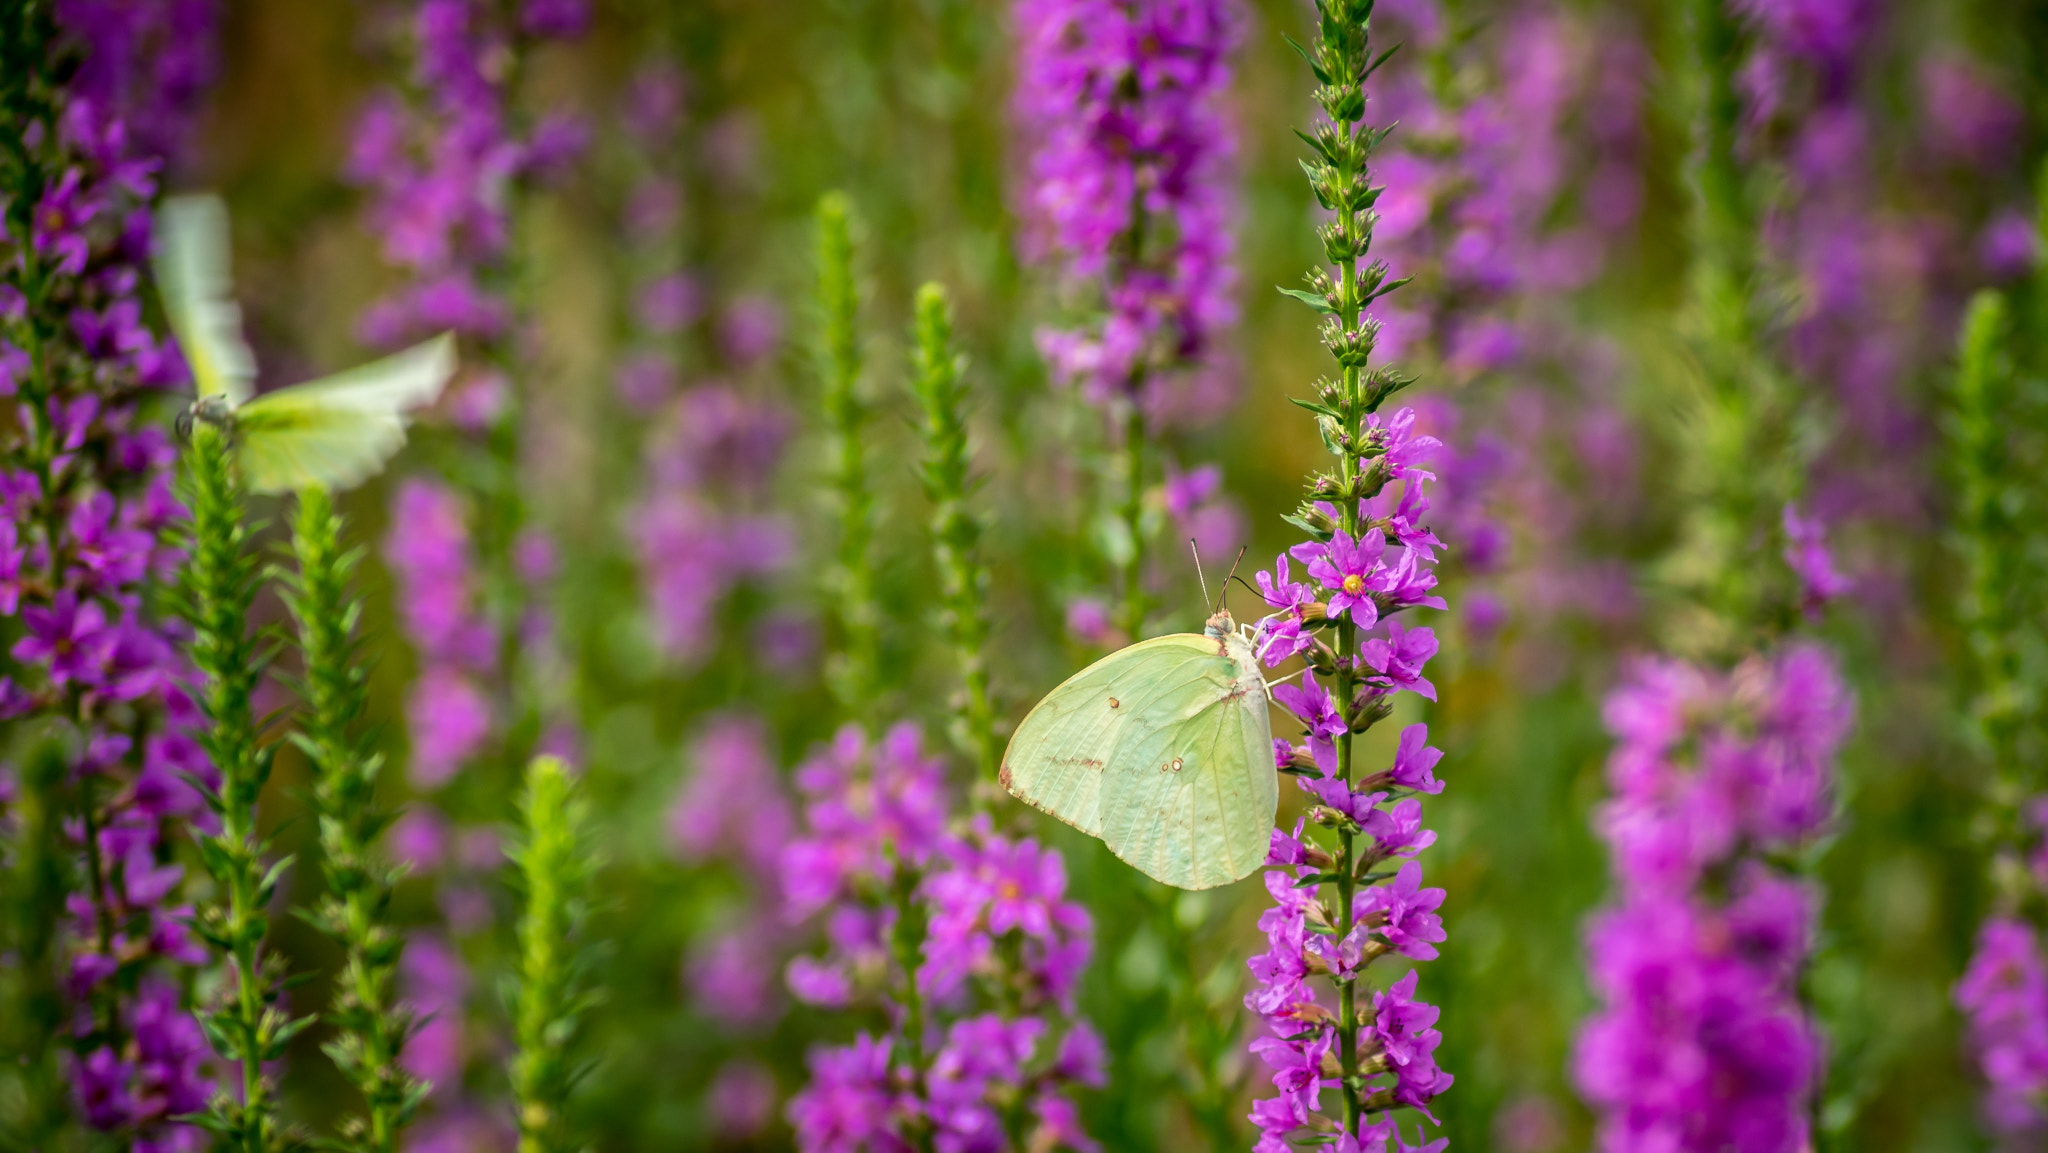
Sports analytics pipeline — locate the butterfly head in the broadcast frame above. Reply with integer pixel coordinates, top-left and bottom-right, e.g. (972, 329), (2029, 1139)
(1203, 608), (1237, 638)
(194, 394), (235, 425)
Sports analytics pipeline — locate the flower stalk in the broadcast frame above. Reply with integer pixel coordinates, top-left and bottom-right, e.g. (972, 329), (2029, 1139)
(908, 282), (998, 795)
(817, 192), (880, 722)
(281, 487), (426, 1153)
(510, 755), (595, 1153)
(1242, 2), (1455, 1148)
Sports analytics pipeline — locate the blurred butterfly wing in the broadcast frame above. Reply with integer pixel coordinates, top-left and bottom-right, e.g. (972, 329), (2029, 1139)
(1003, 632), (1276, 890)
(232, 402), (406, 495)
(274, 333), (456, 414)
(153, 195), (256, 405)
(232, 334), (456, 494)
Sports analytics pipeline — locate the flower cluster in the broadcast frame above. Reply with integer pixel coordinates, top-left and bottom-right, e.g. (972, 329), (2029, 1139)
(1244, 411), (1455, 1151)
(609, 62), (796, 666)
(781, 723), (1101, 1152)
(1958, 916), (2048, 1140)
(346, 0), (588, 349)
(633, 385), (793, 661)
(1012, 0), (1241, 422)
(385, 478), (495, 785)
(0, 4), (219, 1146)
(1359, 1), (1649, 649)
(1572, 644), (1851, 1152)
(671, 717), (796, 1030)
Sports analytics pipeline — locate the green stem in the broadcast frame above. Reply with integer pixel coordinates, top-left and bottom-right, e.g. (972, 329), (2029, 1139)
(1116, 402), (1147, 641)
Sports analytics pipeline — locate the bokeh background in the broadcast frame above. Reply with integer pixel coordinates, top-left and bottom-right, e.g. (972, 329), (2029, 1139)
(12, 0), (2048, 1148)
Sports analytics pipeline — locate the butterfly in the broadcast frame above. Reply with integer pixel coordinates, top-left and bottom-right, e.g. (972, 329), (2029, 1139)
(154, 194), (456, 495)
(1001, 606), (1277, 890)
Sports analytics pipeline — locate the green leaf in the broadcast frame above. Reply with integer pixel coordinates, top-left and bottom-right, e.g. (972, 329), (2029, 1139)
(1277, 286), (1336, 315)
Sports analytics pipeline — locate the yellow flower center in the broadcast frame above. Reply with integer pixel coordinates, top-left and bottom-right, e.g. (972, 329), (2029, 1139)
(1341, 573), (1366, 596)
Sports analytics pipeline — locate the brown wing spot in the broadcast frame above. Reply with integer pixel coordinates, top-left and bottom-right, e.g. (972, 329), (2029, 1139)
(1161, 756), (1184, 774)
(998, 763), (1013, 791)
(1108, 697), (1120, 709)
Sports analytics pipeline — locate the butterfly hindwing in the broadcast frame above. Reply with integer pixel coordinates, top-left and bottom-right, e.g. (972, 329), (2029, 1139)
(232, 335), (455, 494)
(1096, 631), (1274, 889)
(1003, 631), (1276, 890)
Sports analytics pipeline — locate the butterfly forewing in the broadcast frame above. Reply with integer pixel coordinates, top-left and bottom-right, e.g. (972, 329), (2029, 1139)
(155, 195), (257, 405)
(1003, 631), (1276, 890)
(1002, 635), (1223, 840)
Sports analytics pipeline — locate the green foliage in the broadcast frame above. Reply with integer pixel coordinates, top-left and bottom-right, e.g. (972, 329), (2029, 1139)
(280, 487), (426, 1153)
(0, 739), (75, 1151)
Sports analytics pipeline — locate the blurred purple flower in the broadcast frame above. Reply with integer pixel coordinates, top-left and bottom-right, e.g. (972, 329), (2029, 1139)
(1014, 0), (1242, 412)
(1958, 917), (2048, 1139)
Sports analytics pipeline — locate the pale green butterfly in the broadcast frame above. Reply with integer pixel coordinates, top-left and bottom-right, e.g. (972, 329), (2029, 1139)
(154, 194), (456, 495)
(1001, 597), (1277, 891)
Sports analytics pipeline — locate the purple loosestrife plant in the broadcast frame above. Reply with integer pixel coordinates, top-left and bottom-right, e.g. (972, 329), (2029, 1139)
(349, 13), (585, 1132)
(281, 488), (428, 1153)
(0, 4), (217, 1147)
(1241, 2), (1456, 1148)
(784, 201), (1100, 1153)
(1571, 647), (1849, 1151)
(1947, 282), (2048, 1133)
(348, 0), (588, 858)
(175, 421), (310, 1153)
(1571, 2), (1858, 1148)
(613, 61), (795, 667)
(1012, 0), (1243, 641)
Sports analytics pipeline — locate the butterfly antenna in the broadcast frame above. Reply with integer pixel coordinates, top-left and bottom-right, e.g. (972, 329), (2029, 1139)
(1217, 546), (1247, 613)
(1189, 538), (1211, 610)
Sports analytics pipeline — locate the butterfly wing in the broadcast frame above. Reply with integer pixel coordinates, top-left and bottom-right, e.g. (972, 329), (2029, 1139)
(232, 334), (456, 494)
(153, 195), (256, 405)
(1003, 632), (1276, 890)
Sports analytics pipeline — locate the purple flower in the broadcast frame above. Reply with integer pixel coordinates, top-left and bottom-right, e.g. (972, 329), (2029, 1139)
(1362, 798), (1437, 860)
(33, 168), (97, 276)
(1295, 529), (1387, 626)
(787, 1034), (911, 1153)
(1359, 860), (1448, 961)
(1387, 723), (1445, 795)
(14, 591), (110, 686)
(1781, 502), (1849, 612)
(1273, 677), (1346, 772)
(668, 715), (793, 874)
(1958, 917), (2048, 1138)
(1360, 619), (1439, 700)
(1013, 0), (1243, 408)
(781, 723), (951, 920)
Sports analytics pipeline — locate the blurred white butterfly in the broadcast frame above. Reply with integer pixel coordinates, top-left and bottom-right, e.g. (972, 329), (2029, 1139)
(154, 194), (456, 494)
